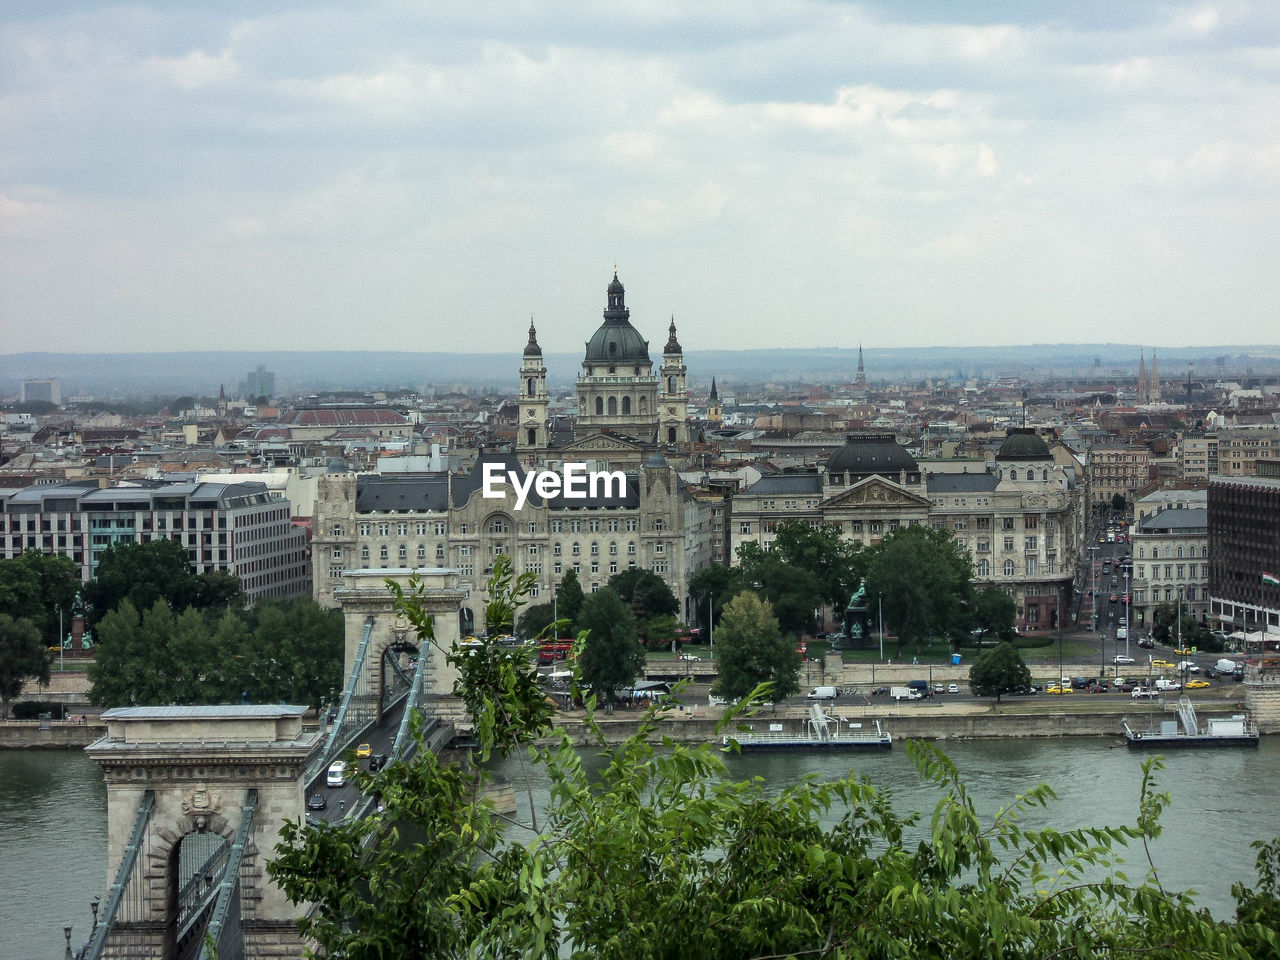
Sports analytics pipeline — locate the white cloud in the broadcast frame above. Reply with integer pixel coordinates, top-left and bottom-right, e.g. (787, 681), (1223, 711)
(146, 48), (239, 90)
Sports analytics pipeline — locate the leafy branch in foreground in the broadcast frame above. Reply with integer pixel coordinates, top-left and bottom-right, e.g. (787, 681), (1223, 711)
(270, 557), (1280, 960)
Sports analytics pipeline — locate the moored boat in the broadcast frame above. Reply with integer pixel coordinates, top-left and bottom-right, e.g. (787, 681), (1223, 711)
(724, 703), (892, 752)
(1123, 697), (1258, 748)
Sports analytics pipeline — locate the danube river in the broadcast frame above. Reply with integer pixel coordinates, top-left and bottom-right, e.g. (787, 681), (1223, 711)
(5, 737), (1280, 958)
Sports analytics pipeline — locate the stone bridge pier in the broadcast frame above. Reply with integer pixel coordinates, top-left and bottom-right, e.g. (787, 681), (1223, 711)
(334, 567), (468, 721)
(85, 705), (322, 958)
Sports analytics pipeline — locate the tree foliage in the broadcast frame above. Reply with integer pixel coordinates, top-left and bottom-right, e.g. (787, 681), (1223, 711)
(969, 584), (1017, 644)
(554, 570), (585, 636)
(968, 641), (1032, 702)
(710, 592), (801, 703)
(576, 587), (643, 703)
(864, 525), (974, 657)
(687, 563), (747, 637)
(81, 538), (245, 628)
(0, 552), (80, 645)
(86, 596), (342, 707)
(0, 613), (49, 719)
(269, 566), (1280, 959)
(734, 545), (823, 636)
(606, 568), (679, 646)
(765, 519), (865, 613)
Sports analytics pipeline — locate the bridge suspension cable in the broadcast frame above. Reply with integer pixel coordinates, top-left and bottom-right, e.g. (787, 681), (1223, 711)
(81, 790), (155, 960)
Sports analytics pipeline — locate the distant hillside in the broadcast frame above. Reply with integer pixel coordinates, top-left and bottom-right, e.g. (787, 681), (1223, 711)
(2, 345), (1277, 399)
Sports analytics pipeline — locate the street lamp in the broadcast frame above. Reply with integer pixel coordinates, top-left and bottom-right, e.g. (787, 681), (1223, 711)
(878, 593), (884, 661)
(708, 592), (714, 660)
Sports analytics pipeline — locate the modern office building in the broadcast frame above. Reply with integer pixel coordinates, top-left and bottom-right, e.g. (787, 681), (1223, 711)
(1208, 476), (1280, 635)
(0, 479), (310, 603)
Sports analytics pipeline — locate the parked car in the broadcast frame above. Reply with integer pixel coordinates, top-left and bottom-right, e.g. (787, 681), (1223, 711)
(947, 683), (960, 694)
(1114, 681), (1136, 692)
(1150, 659), (1176, 670)
(1046, 685), (1074, 695)
(355, 742), (372, 759)
(678, 654), (701, 662)
(1138, 638), (1154, 649)
(871, 686), (890, 696)
(1114, 655), (1135, 665)
(1173, 647), (1195, 656)
(1177, 660), (1200, 673)
(306, 794), (327, 811)
(1186, 679), (1211, 690)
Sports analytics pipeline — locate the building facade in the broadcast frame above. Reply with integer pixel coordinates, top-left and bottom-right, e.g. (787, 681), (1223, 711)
(1208, 476), (1280, 635)
(1089, 445), (1151, 510)
(1216, 427), (1280, 477)
(1130, 506), (1209, 629)
(0, 479), (310, 603)
(311, 453), (713, 630)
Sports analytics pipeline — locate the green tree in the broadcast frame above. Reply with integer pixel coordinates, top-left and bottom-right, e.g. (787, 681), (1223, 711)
(576, 587), (642, 703)
(864, 525), (974, 658)
(0, 613), (49, 719)
(0, 552), (80, 646)
(194, 569), (245, 612)
(1111, 492), (1127, 513)
(711, 592), (801, 703)
(968, 641), (1032, 702)
(82, 539), (198, 627)
(606, 568), (679, 646)
(269, 569), (1277, 960)
(736, 545), (823, 636)
(688, 563), (746, 637)
(554, 570), (585, 637)
(517, 601), (555, 640)
(969, 584), (1017, 644)
(766, 519), (864, 613)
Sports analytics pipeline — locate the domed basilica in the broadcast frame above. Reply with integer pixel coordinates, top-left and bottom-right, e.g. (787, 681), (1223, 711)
(517, 271), (689, 468)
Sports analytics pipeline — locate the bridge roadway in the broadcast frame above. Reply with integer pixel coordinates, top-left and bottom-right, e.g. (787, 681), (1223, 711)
(305, 697), (408, 820)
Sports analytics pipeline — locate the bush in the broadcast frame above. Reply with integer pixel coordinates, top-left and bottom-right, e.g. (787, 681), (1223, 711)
(11, 700), (67, 720)
(1012, 635), (1054, 649)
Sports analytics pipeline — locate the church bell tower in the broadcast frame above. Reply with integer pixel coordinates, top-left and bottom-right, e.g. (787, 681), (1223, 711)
(659, 317), (688, 447)
(516, 319), (549, 461)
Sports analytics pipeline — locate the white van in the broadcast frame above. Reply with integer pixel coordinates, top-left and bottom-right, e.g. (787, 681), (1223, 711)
(807, 686), (838, 701)
(326, 761), (347, 787)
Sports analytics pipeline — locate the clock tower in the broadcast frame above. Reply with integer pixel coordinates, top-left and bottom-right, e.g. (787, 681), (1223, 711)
(516, 319), (549, 460)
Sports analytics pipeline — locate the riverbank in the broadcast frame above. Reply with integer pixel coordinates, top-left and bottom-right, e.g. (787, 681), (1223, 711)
(546, 697), (1252, 747)
(0, 719), (103, 749)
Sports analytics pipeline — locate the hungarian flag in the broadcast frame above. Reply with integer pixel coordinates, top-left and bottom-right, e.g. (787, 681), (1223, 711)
(1264, 572), (1280, 586)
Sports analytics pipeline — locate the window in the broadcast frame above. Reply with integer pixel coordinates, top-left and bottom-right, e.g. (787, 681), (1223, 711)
(977, 540), (990, 553)
(329, 565), (343, 580)
(608, 518), (619, 532)
(552, 519), (563, 533)
(360, 546), (370, 561)
(554, 560), (563, 574)
(976, 517), (991, 530)
(1025, 536), (1037, 550)
(397, 522), (408, 536)
(590, 542), (599, 555)
(359, 522), (371, 537)
(435, 521), (447, 536)
(489, 519), (510, 534)
(609, 561), (618, 573)
(626, 518), (638, 532)
(331, 547), (343, 559)
(1176, 564), (1184, 579)
(1003, 537), (1015, 551)
(330, 524), (344, 537)
(380, 545), (389, 560)
(609, 541), (618, 555)
(436, 544), (445, 560)
(570, 519), (581, 533)
(628, 541), (636, 555)
(654, 542), (664, 554)
(590, 560), (599, 573)
(1024, 516), (1037, 529)
(527, 544), (539, 556)
(1002, 517), (1015, 531)
(553, 543), (562, 556)
(572, 542), (581, 556)
(740, 522), (751, 534)
(398, 545), (407, 560)
(653, 518), (666, 531)
(589, 519), (600, 533)
(870, 522), (883, 533)
(1003, 559), (1015, 576)
(418, 545), (427, 560)
(977, 559), (990, 577)
(1026, 558), (1038, 575)
(458, 523), (469, 535)
(416, 521), (427, 535)
(378, 522), (390, 537)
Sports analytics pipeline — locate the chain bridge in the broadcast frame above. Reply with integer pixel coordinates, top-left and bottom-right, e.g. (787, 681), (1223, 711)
(75, 568), (467, 959)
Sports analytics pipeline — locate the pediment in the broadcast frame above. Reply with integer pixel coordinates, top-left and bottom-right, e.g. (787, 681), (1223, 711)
(822, 476), (931, 510)
(559, 433), (648, 453)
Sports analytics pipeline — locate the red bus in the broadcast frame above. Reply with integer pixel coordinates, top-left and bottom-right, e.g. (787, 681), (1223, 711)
(538, 641), (574, 664)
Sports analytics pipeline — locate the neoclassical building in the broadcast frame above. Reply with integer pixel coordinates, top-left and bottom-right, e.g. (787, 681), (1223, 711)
(729, 430), (1084, 633)
(516, 272), (689, 468)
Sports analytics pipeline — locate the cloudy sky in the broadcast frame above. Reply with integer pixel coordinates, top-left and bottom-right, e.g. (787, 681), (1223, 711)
(2, 1), (1278, 356)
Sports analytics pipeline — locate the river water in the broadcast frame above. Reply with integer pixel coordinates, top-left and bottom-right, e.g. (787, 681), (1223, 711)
(5, 737), (1280, 958)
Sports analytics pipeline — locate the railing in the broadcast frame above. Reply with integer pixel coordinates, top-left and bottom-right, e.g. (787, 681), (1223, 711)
(174, 842), (230, 943)
(197, 789), (258, 960)
(82, 791), (155, 960)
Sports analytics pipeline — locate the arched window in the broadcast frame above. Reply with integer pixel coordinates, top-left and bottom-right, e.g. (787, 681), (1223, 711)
(667, 375), (676, 392)
(1138, 547), (1144, 558)
(622, 396), (631, 414)
(1042, 469), (1048, 480)
(977, 559), (990, 577)
(1026, 469), (1034, 481)
(667, 427), (676, 443)
(607, 396), (617, 415)
(595, 396), (603, 415)
(1003, 559), (1015, 577)
(639, 396), (648, 413)
(1201, 545), (1207, 557)
(1177, 545), (1184, 558)
(527, 377), (536, 396)
(527, 428), (536, 444)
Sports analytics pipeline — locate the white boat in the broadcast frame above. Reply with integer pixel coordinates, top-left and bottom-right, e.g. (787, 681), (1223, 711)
(724, 703), (892, 752)
(1123, 697), (1258, 748)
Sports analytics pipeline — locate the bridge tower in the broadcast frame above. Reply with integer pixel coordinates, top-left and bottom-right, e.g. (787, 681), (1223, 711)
(334, 567), (469, 722)
(85, 705), (321, 958)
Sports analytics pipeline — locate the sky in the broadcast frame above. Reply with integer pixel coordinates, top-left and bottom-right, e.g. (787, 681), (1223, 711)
(2, 1), (1279, 356)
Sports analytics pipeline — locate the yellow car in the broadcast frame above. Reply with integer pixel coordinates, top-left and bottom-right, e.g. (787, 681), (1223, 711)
(355, 743), (372, 759)
(1173, 647), (1194, 656)
(1150, 659), (1176, 670)
(1185, 679), (1210, 690)
(1046, 685), (1074, 695)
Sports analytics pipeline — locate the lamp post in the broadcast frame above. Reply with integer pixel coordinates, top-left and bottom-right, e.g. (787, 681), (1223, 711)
(878, 593), (884, 661)
(708, 592), (714, 660)
(58, 604), (64, 672)
(1124, 568), (1131, 659)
